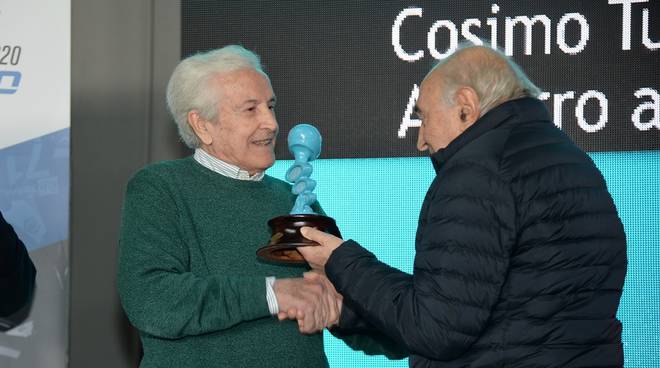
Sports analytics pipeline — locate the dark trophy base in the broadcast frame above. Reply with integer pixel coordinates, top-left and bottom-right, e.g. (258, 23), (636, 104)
(257, 214), (341, 265)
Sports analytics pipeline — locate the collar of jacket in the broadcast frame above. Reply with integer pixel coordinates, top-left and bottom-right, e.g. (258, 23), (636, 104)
(430, 97), (549, 173)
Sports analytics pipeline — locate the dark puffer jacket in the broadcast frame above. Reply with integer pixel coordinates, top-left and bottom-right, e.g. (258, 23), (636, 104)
(0, 211), (36, 330)
(327, 98), (627, 367)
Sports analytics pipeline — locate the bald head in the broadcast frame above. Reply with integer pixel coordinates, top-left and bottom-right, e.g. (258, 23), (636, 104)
(424, 44), (540, 115)
(414, 43), (541, 154)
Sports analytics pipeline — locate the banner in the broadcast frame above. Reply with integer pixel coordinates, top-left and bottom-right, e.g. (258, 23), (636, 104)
(0, 0), (70, 366)
(183, 0), (659, 158)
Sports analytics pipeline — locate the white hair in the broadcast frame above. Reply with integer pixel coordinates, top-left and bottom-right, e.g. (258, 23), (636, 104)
(166, 45), (265, 148)
(433, 41), (541, 115)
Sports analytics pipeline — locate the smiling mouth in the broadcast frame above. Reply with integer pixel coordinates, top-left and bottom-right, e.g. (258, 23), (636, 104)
(252, 138), (274, 146)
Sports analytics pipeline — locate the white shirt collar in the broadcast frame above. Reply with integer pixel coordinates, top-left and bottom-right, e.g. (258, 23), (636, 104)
(194, 149), (265, 181)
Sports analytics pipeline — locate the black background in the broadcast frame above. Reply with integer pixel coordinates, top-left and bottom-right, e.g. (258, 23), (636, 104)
(182, 0), (660, 158)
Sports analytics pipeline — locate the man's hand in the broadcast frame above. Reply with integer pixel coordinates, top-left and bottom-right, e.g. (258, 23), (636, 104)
(297, 227), (344, 272)
(273, 276), (340, 334)
(303, 270), (342, 325)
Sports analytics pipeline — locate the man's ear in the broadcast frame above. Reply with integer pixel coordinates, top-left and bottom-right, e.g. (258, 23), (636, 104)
(187, 111), (213, 145)
(454, 87), (481, 125)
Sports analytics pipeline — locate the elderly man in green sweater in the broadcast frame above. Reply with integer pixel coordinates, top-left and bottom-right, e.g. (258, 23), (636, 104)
(117, 45), (342, 367)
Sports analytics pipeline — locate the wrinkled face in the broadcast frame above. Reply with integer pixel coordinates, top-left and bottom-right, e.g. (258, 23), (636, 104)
(415, 72), (465, 154)
(206, 68), (278, 174)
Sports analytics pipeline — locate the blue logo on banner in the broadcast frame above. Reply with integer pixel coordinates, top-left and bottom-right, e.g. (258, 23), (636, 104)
(0, 70), (22, 94)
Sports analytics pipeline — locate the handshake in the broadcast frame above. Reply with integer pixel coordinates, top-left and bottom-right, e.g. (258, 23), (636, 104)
(273, 271), (342, 334)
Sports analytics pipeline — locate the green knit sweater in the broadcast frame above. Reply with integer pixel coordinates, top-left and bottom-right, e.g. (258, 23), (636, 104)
(118, 157), (328, 368)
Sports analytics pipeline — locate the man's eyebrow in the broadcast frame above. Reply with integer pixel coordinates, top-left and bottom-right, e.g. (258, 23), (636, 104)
(239, 99), (259, 107)
(235, 97), (277, 110)
(239, 97), (277, 105)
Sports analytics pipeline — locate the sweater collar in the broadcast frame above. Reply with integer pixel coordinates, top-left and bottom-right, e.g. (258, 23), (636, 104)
(430, 97), (549, 173)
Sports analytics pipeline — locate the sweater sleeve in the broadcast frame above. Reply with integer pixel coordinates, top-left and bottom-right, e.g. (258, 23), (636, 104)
(0, 211), (36, 323)
(325, 163), (515, 360)
(117, 170), (270, 339)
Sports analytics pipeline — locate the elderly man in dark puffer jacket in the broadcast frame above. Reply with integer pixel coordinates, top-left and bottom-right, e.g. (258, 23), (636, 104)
(297, 44), (627, 367)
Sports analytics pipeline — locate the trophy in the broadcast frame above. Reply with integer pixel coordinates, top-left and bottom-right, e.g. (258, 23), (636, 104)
(256, 124), (341, 264)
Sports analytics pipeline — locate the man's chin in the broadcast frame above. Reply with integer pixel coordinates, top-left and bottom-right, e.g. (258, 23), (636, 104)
(256, 157), (276, 172)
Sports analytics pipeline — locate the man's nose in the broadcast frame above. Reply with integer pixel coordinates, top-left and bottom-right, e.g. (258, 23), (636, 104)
(416, 125), (427, 151)
(261, 108), (278, 131)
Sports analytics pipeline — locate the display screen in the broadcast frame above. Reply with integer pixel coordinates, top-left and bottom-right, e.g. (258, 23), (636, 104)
(183, 1), (659, 366)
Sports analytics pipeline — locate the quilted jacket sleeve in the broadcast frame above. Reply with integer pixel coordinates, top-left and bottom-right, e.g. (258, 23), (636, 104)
(326, 160), (516, 360)
(329, 302), (409, 359)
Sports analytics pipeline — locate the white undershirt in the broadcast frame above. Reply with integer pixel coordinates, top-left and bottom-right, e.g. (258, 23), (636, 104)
(194, 148), (265, 181)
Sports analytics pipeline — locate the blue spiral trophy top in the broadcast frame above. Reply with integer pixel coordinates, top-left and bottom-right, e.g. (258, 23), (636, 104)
(285, 124), (321, 214)
(256, 123), (340, 264)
